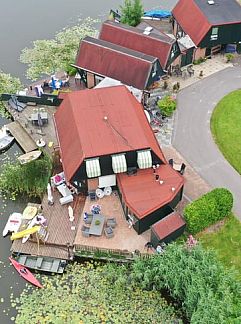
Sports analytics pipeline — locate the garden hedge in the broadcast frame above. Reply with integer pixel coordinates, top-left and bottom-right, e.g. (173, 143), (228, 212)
(183, 188), (233, 234)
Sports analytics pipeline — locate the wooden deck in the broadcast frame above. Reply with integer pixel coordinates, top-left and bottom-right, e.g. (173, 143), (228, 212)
(11, 192), (86, 260)
(5, 102), (59, 155)
(7, 121), (37, 153)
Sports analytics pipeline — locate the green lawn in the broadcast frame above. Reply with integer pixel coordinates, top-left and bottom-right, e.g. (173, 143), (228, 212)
(211, 90), (241, 174)
(198, 214), (241, 279)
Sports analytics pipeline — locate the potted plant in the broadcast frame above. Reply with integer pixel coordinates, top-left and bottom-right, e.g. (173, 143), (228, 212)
(95, 220), (101, 226)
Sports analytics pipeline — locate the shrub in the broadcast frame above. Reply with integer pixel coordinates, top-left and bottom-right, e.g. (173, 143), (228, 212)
(183, 188), (233, 234)
(131, 243), (241, 323)
(157, 95), (177, 117)
(193, 57), (206, 65)
(0, 152), (52, 198)
(226, 53), (234, 63)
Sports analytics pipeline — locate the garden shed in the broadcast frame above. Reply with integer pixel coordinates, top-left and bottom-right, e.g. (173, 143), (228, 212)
(150, 212), (186, 248)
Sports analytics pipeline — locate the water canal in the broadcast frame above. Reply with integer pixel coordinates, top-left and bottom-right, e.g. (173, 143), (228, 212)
(0, 1), (177, 323)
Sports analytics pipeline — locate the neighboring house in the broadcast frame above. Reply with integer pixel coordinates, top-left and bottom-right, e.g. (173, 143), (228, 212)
(54, 86), (184, 234)
(172, 0), (241, 60)
(74, 36), (164, 90)
(99, 20), (180, 71)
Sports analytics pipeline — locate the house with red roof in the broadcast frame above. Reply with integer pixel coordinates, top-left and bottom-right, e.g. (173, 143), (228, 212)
(74, 36), (164, 90)
(172, 0), (241, 60)
(99, 20), (180, 71)
(54, 85), (184, 234)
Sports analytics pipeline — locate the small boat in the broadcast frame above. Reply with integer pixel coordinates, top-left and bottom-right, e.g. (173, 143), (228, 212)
(18, 150), (42, 165)
(0, 125), (14, 151)
(9, 257), (43, 288)
(3, 212), (22, 237)
(15, 255), (67, 274)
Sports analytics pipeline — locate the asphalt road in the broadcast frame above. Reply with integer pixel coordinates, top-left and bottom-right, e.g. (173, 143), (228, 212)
(173, 66), (241, 219)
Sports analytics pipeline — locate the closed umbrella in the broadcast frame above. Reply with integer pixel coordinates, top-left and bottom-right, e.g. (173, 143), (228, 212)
(47, 183), (54, 205)
(68, 206), (74, 222)
(38, 112), (43, 133)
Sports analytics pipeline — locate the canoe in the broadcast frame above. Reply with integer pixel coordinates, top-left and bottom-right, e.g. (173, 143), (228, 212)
(10, 225), (40, 241)
(9, 257), (43, 288)
(3, 212), (22, 237)
(0, 125), (14, 151)
(18, 150), (42, 165)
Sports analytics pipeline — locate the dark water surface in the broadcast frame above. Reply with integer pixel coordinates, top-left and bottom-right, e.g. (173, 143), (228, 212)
(0, 1), (177, 323)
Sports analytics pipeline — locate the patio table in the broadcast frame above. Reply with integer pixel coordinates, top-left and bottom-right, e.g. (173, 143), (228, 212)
(89, 214), (105, 236)
(31, 112), (48, 125)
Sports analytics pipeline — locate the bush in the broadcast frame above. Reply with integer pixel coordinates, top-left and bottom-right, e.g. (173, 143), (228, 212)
(193, 57), (206, 65)
(157, 95), (177, 117)
(226, 53), (234, 63)
(0, 152), (52, 198)
(183, 188), (233, 234)
(131, 243), (241, 323)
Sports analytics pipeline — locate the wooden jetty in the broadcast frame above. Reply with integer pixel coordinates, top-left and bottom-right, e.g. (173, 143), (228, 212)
(11, 192), (86, 260)
(7, 121), (37, 153)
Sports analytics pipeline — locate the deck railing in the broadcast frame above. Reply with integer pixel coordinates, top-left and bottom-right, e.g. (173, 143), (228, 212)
(74, 244), (151, 261)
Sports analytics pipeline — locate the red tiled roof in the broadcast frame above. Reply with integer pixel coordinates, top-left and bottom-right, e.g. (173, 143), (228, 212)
(117, 166), (184, 219)
(54, 86), (166, 181)
(99, 20), (174, 69)
(151, 212), (186, 239)
(75, 36), (155, 90)
(172, 0), (211, 46)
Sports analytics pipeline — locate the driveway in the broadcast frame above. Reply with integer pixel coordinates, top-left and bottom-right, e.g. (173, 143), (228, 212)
(173, 66), (241, 219)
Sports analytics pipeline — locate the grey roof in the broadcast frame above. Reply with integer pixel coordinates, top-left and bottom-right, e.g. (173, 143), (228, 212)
(194, 0), (241, 25)
(84, 36), (157, 63)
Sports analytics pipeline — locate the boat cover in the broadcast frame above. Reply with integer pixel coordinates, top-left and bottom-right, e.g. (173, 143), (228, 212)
(144, 10), (171, 19)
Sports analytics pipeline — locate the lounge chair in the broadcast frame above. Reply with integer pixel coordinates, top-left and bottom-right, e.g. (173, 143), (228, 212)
(106, 218), (117, 228)
(104, 226), (114, 239)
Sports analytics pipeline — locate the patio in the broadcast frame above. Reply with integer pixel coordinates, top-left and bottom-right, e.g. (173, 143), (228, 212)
(74, 191), (150, 254)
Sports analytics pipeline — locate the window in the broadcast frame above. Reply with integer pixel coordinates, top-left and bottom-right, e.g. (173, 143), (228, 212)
(210, 27), (218, 41)
(152, 62), (157, 77)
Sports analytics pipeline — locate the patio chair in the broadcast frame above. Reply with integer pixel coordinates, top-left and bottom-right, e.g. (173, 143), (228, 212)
(179, 163), (186, 175)
(83, 212), (93, 224)
(106, 218), (117, 228)
(88, 190), (97, 201)
(81, 225), (90, 237)
(168, 159), (174, 167)
(187, 65), (194, 77)
(104, 226), (114, 239)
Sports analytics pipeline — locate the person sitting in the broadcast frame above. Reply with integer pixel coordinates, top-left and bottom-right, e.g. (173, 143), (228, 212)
(20, 268), (27, 274)
(35, 214), (47, 226)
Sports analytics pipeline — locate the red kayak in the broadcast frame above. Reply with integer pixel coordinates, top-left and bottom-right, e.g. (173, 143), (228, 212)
(9, 257), (43, 288)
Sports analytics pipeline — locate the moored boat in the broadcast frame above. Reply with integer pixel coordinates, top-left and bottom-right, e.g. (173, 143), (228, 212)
(15, 255), (67, 274)
(18, 150), (42, 165)
(9, 257), (43, 288)
(0, 125), (14, 151)
(3, 212), (22, 237)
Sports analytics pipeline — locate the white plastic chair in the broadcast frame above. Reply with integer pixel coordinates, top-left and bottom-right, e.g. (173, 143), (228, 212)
(104, 186), (112, 196)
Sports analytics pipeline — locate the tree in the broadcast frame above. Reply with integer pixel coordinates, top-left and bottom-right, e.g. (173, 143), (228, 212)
(0, 71), (22, 115)
(120, 0), (144, 27)
(20, 18), (98, 80)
